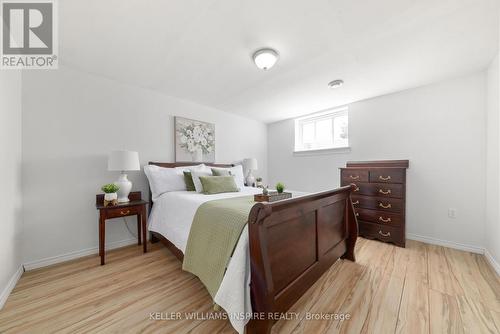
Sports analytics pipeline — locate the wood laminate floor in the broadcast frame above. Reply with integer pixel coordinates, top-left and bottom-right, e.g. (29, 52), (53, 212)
(0, 238), (499, 333)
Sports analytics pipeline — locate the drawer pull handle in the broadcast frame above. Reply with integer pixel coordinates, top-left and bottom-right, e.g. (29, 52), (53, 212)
(350, 183), (360, 192)
(379, 216), (392, 223)
(379, 230), (391, 237)
(120, 210), (130, 215)
(379, 175), (391, 181)
(349, 175), (360, 180)
(379, 202), (392, 209)
(379, 189), (391, 195)
(352, 200), (360, 205)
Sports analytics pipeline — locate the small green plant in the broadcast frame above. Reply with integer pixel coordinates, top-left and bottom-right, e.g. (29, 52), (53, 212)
(256, 177), (263, 182)
(101, 184), (119, 193)
(276, 182), (285, 194)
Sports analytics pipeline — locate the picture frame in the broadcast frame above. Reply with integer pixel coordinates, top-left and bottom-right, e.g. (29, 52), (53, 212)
(175, 116), (215, 163)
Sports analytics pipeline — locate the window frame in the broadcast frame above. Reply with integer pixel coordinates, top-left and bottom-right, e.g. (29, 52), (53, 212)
(294, 107), (350, 154)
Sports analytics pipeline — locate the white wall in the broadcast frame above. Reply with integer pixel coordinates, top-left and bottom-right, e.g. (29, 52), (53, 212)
(486, 53), (500, 269)
(21, 66), (267, 265)
(268, 72), (487, 249)
(0, 71), (23, 305)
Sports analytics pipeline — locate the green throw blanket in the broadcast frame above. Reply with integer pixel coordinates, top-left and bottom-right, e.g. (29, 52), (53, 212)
(182, 195), (255, 298)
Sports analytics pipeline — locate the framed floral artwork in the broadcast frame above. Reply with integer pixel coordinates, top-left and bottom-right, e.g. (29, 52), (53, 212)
(175, 117), (215, 163)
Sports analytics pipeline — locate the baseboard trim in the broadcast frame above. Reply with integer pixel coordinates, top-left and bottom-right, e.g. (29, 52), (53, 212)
(0, 265), (24, 310)
(484, 249), (500, 276)
(23, 238), (138, 271)
(406, 233), (484, 254)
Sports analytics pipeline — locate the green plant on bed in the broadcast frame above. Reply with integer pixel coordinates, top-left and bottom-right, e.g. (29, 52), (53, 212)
(101, 183), (120, 193)
(276, 182), (285, 194)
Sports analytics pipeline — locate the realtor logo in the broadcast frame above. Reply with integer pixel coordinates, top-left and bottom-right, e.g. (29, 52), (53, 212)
(1, 0), (57, 69)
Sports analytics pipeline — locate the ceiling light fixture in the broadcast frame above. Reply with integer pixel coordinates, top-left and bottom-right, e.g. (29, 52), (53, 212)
(328, 79), (344, 89)
(253, 48), (279, 70)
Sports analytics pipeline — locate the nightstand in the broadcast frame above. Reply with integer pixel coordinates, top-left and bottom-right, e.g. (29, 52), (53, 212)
(95, 191), (148, 265)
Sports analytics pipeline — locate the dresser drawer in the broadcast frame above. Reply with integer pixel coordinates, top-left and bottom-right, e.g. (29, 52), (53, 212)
(358, 221), (403, 245)
(348, 182), (403, 199)
(369, 168), (405, 184)
(341, 169), (369, 183)
(351, 195), (403, 213)
(354, 208), (402, 226)
(106, 206), (141, 219)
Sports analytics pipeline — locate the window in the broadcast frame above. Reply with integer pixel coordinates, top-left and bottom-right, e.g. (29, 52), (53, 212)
(294, 107), (348, 152)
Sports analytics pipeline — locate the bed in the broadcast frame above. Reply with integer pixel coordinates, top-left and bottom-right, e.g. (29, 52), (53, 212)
(147, 162), (358, 334)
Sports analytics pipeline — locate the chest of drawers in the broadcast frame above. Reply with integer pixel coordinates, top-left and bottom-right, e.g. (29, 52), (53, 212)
(340, 160), (409, 247)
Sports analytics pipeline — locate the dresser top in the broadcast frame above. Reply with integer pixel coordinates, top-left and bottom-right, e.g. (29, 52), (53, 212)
(345, 160), (409, 168)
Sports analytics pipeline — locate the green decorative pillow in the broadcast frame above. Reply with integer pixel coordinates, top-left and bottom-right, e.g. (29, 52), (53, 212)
(183, 171), (196, 191)
(199, 176), (239, 194)
(211, 168), (232, 176)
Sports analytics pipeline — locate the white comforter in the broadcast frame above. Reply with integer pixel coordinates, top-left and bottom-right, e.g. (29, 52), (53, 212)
(148, 187), (263, 333)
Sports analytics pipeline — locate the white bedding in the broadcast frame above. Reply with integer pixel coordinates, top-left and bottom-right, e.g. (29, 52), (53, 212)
(148, 187), (263, 333)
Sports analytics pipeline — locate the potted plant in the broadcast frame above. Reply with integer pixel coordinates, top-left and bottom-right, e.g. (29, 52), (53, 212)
(276, 182), (285, 194)
(256, 177), (263, 188)
(101, 183), (120, 206)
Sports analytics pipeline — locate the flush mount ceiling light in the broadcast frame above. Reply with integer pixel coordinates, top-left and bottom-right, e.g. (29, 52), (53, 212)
(328, 79), (344, 89)
(253, 48), (279, 70)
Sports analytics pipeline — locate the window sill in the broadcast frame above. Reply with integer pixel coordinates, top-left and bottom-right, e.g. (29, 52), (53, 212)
(293, 147), (351, 156)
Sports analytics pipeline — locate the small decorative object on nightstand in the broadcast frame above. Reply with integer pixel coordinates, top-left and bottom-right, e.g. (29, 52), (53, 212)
(95, 191), (148, 265)
(276, 182), (285, 193)
(101, 183), (119, 207)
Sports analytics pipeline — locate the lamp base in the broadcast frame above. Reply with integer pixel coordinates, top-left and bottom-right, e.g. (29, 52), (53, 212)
(114, 173), (132, 203)
(246, 172), (255, 187)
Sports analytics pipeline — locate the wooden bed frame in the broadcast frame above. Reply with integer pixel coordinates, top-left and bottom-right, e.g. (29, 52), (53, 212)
(147, 162), (358, 334)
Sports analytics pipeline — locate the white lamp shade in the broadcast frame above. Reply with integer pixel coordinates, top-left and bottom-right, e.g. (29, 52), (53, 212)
(108, 151), (140, 171)
(243, 158), (258, 170)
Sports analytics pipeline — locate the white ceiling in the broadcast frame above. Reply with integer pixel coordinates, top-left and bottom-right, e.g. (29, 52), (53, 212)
(60, 0), (499, 123)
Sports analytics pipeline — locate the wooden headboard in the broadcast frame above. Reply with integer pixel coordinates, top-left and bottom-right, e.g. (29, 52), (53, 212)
(147, 162), (234, 210)
(148, 162), (233, 169)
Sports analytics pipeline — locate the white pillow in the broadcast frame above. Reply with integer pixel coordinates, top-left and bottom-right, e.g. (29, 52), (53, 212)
(211, 165), (245, 189)
(179, 164), (208, 191)
(144, 165), (186, 200)
(191, 169), (213, 193)
(174, 164), (205, 175)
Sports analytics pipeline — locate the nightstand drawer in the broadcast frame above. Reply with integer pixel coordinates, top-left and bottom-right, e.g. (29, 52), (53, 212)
(106, 205), (141, 219)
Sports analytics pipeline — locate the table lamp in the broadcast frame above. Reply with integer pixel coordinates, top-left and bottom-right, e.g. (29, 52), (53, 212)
(243, 158), (258, 187)
(108, 150), (140, 203)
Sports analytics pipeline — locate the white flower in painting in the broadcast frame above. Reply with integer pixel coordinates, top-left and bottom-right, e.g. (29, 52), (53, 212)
(178, 120), (214, 156)
(193, 126), (202, 137)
